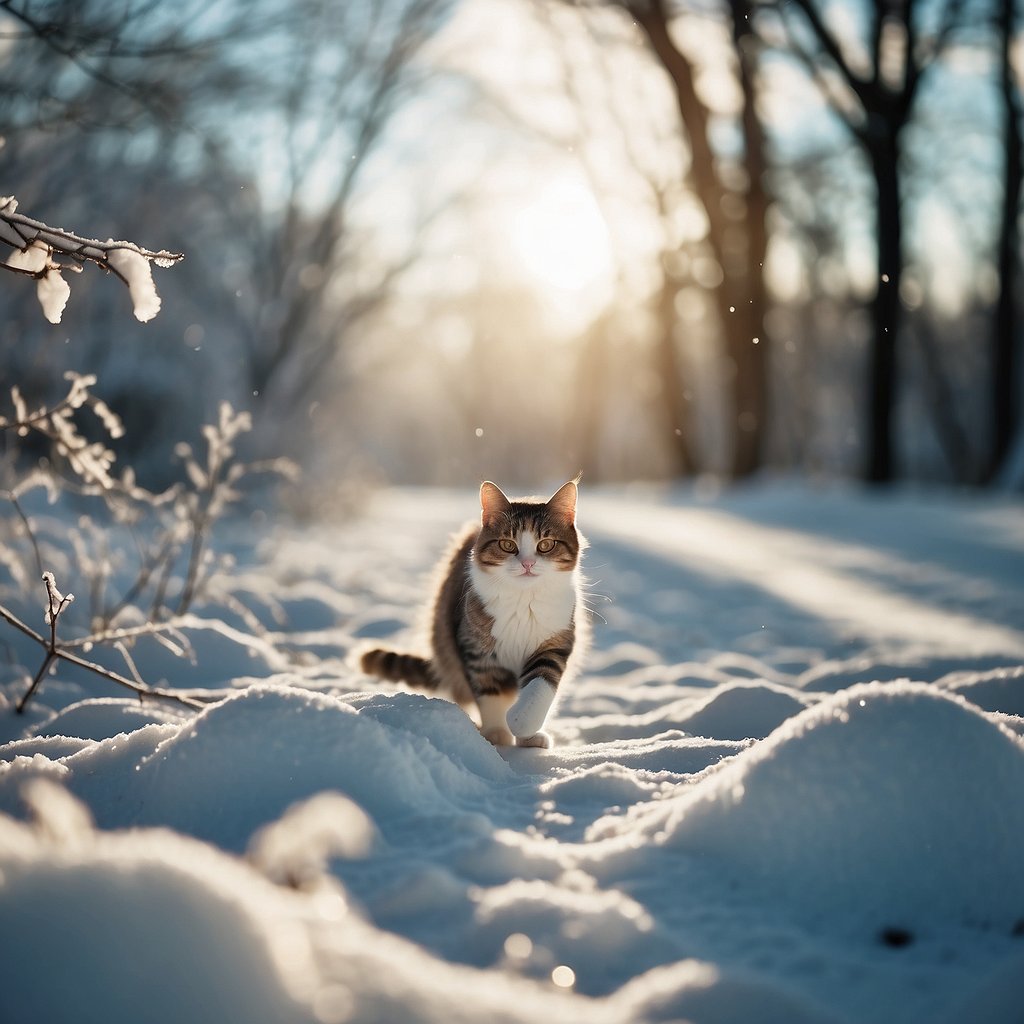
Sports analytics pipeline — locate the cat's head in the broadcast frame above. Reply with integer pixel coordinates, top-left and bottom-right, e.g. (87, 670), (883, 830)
(474, 479), (582, 582)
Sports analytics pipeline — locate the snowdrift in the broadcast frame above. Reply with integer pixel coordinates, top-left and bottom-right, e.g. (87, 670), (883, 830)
(648, 683), (1024, 934)
(2, 484), (1023, 1024)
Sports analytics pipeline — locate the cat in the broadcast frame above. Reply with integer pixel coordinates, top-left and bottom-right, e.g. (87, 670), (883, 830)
(359, 479), (587, 748)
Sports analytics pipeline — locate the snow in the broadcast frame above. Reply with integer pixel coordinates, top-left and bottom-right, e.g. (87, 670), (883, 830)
(106, 246), (161, 322)
(4, 238), (48, 273)
(641, 683), (1024, 931)
(1, 482), (1023, 1024)
(2, 238), (71, 322)
(36, 268), (70, 323)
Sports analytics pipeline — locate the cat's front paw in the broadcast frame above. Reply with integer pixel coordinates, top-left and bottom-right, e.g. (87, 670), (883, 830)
(515, 731), (551, 749)
(507, 678), (555, 737)
(482, 725), (514, 747)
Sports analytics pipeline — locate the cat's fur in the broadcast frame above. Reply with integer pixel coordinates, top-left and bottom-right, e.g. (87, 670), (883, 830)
(360, 479), (587, 748)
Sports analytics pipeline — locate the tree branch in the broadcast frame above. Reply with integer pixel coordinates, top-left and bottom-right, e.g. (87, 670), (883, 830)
(1, 581), (206, 714)
(1, 195), (183, 322)
(0, 195), (182, 269)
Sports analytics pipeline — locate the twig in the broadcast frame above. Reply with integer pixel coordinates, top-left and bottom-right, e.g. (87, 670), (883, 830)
(2, 490), (44, 578)
(15, 573), (73, 713)
(99, 529), (179, 629)
(0, 196), (183, 271)
(1, 396), (295, 710)
(2, 577), (205, 714)
(62, 616), (195, 650)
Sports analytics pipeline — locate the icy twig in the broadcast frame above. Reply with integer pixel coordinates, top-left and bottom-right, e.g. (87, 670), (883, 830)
(3, 574), (205, 714)
(169, 404), (297, 619)
(1, 489), (44, 579)
(0, 195), (183, 323)
(1, 389), (298, 703)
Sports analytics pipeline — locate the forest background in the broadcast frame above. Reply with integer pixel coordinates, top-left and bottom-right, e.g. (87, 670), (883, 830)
(1, 0), (1021, 503)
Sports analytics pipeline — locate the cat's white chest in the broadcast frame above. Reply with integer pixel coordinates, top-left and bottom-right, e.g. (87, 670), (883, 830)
(471, 567), (576, 672)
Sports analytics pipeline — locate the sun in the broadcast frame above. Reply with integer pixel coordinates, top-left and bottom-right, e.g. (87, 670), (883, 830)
(507, 171), (614, 329)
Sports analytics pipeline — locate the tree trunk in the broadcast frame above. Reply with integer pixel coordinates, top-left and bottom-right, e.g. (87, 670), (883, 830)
(633, 0), (770, 480)
(721, 295), (765, 478)
(653, 275), (697, 475)
(989, 0), (1023, 483)
(865, 139), (903, 483)
(572, 316), (614, 481)
(731, 0), (770, 478)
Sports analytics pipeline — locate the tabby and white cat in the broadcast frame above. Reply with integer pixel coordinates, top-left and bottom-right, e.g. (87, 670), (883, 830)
(360, 479), (587, 748)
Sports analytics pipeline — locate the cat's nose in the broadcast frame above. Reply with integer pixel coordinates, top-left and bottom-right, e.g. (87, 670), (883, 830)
(520, 558), (537, 571)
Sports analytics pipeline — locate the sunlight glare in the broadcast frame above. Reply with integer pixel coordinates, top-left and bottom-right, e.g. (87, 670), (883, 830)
(508, 172), (614, 319)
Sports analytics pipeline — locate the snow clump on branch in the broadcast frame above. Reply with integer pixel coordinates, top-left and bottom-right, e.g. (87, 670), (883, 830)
(106, 246), (162, 322)
(0, 195), (183, 323)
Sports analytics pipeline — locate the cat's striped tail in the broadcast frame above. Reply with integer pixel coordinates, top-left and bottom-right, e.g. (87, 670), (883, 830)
(359, 648), (438, 690)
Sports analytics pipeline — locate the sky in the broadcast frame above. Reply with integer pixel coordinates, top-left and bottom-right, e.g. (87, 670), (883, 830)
(395, 0), (1010, 329)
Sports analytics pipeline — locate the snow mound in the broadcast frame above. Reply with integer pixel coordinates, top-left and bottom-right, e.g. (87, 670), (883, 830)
(346, 690), (513, 781)
(0, 781), (602, 1024)
(472, 876), (675, 995)
(573, 681), (809, 744)
(0, 784), (314, 1024)
(677, 681), (812, 740)
(126, 686), (511, 850)
(614, 959), (846, 1024)
(936, 664), (1024, 716)
(33, 697), (190, 741)
(0, 735), (91, 760)
(1, 686), (516, 853)
(658, 682), (1024, 933)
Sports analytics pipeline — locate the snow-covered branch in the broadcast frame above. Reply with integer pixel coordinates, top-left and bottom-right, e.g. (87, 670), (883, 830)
(0, 195), (183, 324)
(1, 378), (299, 711)
(0, 372), (123, 491)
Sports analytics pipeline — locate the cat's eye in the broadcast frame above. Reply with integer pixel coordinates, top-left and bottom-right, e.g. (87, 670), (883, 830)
(498, 539), (518, 554)
(536, 538), (556, 553)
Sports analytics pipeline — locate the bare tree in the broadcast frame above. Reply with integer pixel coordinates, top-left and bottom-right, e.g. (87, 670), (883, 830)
(234, 0), (453, 426)
(624, 0), (773, 479)
(0, 0), (273, 142)
(0, 0), (456, 471)
(532, 2), (700, 475)
(765, 0), (971, 482)
(989, 0), (1023, 482)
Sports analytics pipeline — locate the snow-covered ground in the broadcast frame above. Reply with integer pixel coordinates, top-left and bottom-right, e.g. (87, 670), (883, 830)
(2, 482), (1024, 1024)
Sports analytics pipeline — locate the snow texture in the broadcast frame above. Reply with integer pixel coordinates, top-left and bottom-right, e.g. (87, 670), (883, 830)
(36, 269), (70, 323)
(5, 238), (48, 273)
(1, 483), (1023, 1024)
(106, 246), (161, 322)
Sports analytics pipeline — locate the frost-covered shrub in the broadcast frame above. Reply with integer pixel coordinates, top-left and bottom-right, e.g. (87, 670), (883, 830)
(0, 371), (296, 711)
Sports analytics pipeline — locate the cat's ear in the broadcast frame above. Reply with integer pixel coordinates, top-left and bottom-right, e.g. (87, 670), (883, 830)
(480, 481), (511, 525)
(546, 480), (578, 526)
